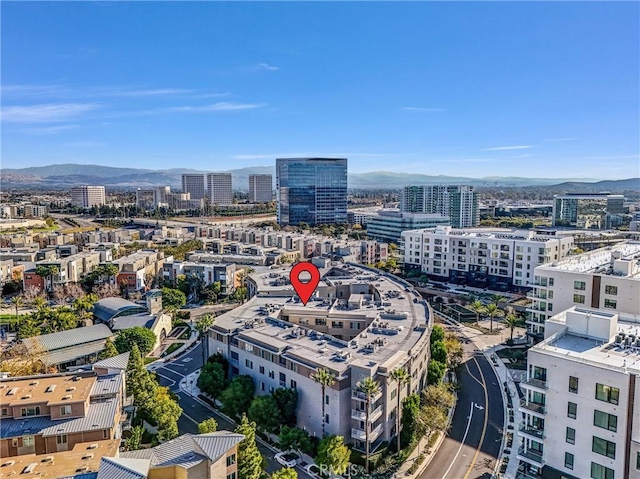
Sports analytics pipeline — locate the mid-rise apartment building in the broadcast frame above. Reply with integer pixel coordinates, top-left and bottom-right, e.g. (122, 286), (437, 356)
(208, 263), (432, 453)
(109, 249), (166, 292)
(400, 185), (479, 228)
(70, 186), (106, 208)
(403, 226), (574, 292)
(249, 174), (273, 202)
(207, 173), (233, 205)
(366, 210), (450, 244)
(553, 193), (625, 230)
(181, 174), (206, 200)
(163, 260), (236, 295)
(527, 242), (640, 340)
(518, 306), (640, 479)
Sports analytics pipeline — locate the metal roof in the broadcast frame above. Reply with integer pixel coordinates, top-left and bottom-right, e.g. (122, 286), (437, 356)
(121, 435), (204, 469)
(24, 324), (113, 353)
(97, 458), (149, 479)
(90, 374), (123, 397)
(111, 315), (155, 331)
(192, 432), (244, 463)
(41, 341), (108, 367)
(93, 298), (148, 324)
(92, 352), (130, 371)
(0, 398), (119, 439)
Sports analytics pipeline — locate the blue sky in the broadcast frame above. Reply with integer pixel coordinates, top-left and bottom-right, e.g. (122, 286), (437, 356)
(2, 1), (639, 179)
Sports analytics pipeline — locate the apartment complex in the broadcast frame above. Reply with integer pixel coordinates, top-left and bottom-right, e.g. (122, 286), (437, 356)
(70, 186), (106, 208)
(110, 249), (166, 292)
(366, 210), (450, 244)
(23, 250), (103, 291)
(400, 185), (479, 228)
(276, 157), (348, 226)
(163, 260), (237, 295)
(402, 226), (574, 292)
(0, 204), (47, 219)
(553, 193), (625, 230)
(527, 242), (640, 340)
(518, 307), (640, 479)
(181, 174), (206, 200)
(207, 173), (233, 205)
(208, 262), (432, 452)
(0, 371), (124, 458)
(249, 174), (273, 202)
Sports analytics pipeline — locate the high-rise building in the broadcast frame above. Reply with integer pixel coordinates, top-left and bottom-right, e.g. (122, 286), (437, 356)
(207, 173), (233, 205)
(181, 174), (206, 200)
(276, 158), (347, 226)
(552, 193), (625, 230)
(366, 210), (450, 244)
(249, 174), (273, 202)
(136, 186), (172, 210)
(400, 185), (479, 228)
(70, 186), (106, 208)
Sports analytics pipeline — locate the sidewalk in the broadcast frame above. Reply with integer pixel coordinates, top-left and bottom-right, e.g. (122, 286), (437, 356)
(147, 329), (199, 370)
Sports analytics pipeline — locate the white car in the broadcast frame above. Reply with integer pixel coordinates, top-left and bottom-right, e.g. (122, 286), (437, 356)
(274, 451), (299, 468)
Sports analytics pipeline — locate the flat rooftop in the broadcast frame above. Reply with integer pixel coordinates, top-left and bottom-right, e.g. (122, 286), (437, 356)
(0, 374), (96, 408)
(536, 241), (640, 276)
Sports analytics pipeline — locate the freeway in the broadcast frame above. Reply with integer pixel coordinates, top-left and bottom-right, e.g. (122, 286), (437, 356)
(421, 341), (504, 479)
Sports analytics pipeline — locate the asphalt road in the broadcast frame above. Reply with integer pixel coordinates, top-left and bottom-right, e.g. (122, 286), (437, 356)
(421, 341), (504, 479)
(152, 341), (311, 478)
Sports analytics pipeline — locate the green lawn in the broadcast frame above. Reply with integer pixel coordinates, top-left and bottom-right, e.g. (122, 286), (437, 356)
(144, 357), (157, 365)
(163, 342), (184, 356)
(0, 314), (27, 322)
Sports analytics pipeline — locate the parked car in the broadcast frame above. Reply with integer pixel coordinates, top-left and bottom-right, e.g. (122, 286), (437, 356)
(275, 451), (300, 468)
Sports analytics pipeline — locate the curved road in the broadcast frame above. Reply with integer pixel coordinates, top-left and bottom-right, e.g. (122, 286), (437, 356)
(421, 340), (504, 479)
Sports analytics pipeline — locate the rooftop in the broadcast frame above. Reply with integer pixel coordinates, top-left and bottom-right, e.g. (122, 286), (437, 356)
(23, 324), (113, 354)
(92, 352), (130, 371)
(0, 373), (96, 408)
(96, 457), (150, 479)
(93, 298), (148, 324)
(536, 241), (640, 276)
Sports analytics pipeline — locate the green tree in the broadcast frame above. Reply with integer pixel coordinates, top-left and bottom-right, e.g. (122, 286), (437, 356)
(427, 361), (446, 385)
(221, 376), (255, 419)
(504, 313), (520, 342)
(483, 303), (503, 332)
(490, 293), (507, 307)
(469, 300), (485, 326)
(271, 469), (297, 479)
(161, 287), (187, 311)
(248, 395), (282, 433)
(150, 386), (183, 442)
(431, 340), (447, 364)
(430, 324), (445, 344)
(235, 414), (265, 479)
(355, 377), (381, 472)
(401, 394), (421, 448)
(421, 383), (455, 411)
(316, 435), (350, 476)
(99, 338), (119, 360)
(311, 368), (335, 437)
(197, 361), (227, 402)
(416, 405), (448, 440)
(195, 313), (215, 365)
(35, 264), (59, 291)
(124, 426), (144, 451)
(73, 294), (98, 317)
(197, 418), (218, 434)
(31, 295), (47, 311)
(115, 327), (157, 355)
(389, 368), (410, 453)
(278, 427), (314, 456)
(17, 320), (41, 340)
(10, 295), (23, 319)
(126, 344), (158, 412)
(443, 333), (463, 369)
(272, 388), (298, 427)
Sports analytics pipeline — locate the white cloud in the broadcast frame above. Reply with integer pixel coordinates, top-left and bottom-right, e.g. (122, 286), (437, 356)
(1, 103), (99, 123)
(20, 124), (80, 135)
(167, 102), (267, 112)
(401, 107), (447, 112)
(115, 88), (195, 96)
(481, 145), (536, 151)
(256, 63), (280, 71)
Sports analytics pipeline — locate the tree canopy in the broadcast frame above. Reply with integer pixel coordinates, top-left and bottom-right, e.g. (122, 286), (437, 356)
(115, 327), (157, 355)
(235, 415), (264, 479)
(197, 418), (218, 434)
(316, 435), (350, 475)
(161, 287), (187, 310)
(221, 376), (255, 419)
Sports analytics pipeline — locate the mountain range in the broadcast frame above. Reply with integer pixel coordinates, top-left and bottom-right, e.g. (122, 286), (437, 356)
(1, 164), (638, 192)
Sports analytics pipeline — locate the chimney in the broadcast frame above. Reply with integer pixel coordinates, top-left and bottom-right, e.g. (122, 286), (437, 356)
(146, 289), (163, 315)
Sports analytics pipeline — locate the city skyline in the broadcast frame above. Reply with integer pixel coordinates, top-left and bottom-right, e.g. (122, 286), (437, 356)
(2, 2), (639, 179)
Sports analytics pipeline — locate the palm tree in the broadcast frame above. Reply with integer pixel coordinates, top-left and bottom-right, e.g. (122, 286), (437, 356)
(389, 368), (410, 453)
(490, 293), (506, 307)
(195, 313), (215, 365)
(31, 296), (47, 311)
(356, 377), (381, 473)
(504, 313), (520, 343)
(311, 368), (336, 437)
(35, 265), (59, 292)
(484, 303), (503, 332)
(469, 300), (485, 326)
(10, 296), (23, 320)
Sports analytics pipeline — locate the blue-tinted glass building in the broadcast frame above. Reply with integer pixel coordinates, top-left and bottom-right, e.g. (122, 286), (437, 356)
(276, 158), (348, 226)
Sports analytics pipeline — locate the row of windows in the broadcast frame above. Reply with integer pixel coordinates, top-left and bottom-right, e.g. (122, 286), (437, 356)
(566, 379), (619, 405)
(11, 405), (72, 418)
(573, 282), (619, 296)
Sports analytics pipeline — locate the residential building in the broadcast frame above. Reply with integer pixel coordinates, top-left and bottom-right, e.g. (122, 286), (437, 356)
(367, 210), (450, 244)
(207, 173), (233, 206)
(249, 174), (273, 202)
(518, 306), (640, 479)
(70, 186), (106, 208)
(402, 226), (574, 293)
(109, 249), (166, 292)
(208, 262), (433, 452)
(553, 193), (625, 230)
(162, 261), (236, 295)
(527, 241), (640, 340)
(165, 192), (204, 212)
(276, 157), (348, 226)
(400, 185), (479, 228)
(0, 371), (124, 458)
(23, 251), (103, 291)
(347, 207), (383, 227)
(181, 174), (206, 200)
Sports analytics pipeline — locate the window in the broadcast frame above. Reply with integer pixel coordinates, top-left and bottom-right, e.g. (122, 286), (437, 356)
(279, 372), (286, 382)
(569, 376), (579, 394)
(56, 435), (67, 444)
(230, 351), (239, 360)
(21, 407), (40, 417)
(549, 277), (554, 286)
(594, 410), (617, 432)
(548, 290), (553, 299)
(591, 463), (614, 479)
(596, 383), (620, 405)
(604, 299), (617, 309)
(1, 408), (8, 416)
(227, 473), (237, 479)
(331, 321), (343, 329)
(548, 303), (553, 312)
(573, 294), (585, 304)
(391, 389), (397, 399)
(245, 359), (253, 369)
(325, 414), (329, 424)
(60, 405), (72, 416)
(259, 366), (265, 374)
(103, 430), (108, 439)
(268, 370), (274, 379)
(315, 318), (326, 326)
(227, 454), (236, 467)
(604, 285), (618, 295)
(567, 402), (577, 419)
(23, 436), (35, 447)
(565, 452), (574, 470)
(290, 380), (297, 389)
(592, 437), (616, 459)
(637, 451), (640, 470)
(574, 281), (586, 291)
(566, 427), (575, 444)
(325, 395), (329, 405)
(350, 322), (361, 330)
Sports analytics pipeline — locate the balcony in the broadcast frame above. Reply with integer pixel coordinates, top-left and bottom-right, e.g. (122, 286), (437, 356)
(518, 425), (545, 440)
(352, 390), (383, 402)
(351, 423), (384, 442)
(351, 405), (383, 423)
(517, 447), (544, 466)
(519, 399), (546, 415)
(351, 410), (366, 421)
(521, 378), (547, 390)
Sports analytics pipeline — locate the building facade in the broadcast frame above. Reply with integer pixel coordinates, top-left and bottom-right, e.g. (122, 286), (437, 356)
(276, 158), (348, 226)
(207, 173), (233, 206)
(552, 193), (625, 230)
(70, 186), (106, 208)
(366, 210), (450, 244)
(249, 174), (273, 203)
(400, 185), (479, 228)
(181, 174), (206, 200)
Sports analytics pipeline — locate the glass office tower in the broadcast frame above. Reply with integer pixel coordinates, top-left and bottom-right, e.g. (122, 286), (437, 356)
(276, 158), (348, 226)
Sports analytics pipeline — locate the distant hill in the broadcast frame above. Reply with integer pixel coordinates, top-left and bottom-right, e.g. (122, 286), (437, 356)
(0, 163), (637, 192)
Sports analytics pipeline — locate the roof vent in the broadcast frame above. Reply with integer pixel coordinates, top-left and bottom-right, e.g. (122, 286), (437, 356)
(22, 463), (38, 474)
(41, 457), (54, 463)
(21, 395), (32, 400)
(45, 385), (56, 393)
(7, 388), (18, 396)
(2, 461), (15, 467)
(76, 466), (89, 473)
(87, 444), (98, 450)
(66, 387), (76, 392)
(62, 395), (72, 400)
(82, 454), (94, 460)
(29, 382), (39, 386)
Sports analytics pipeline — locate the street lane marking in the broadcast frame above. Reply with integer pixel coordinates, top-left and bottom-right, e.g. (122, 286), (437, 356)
(441, 402), (475, 479)
(462, 356), (490, 479)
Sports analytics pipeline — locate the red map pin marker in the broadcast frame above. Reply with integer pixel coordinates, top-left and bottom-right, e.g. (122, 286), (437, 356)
(290, 262), (321, 305)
